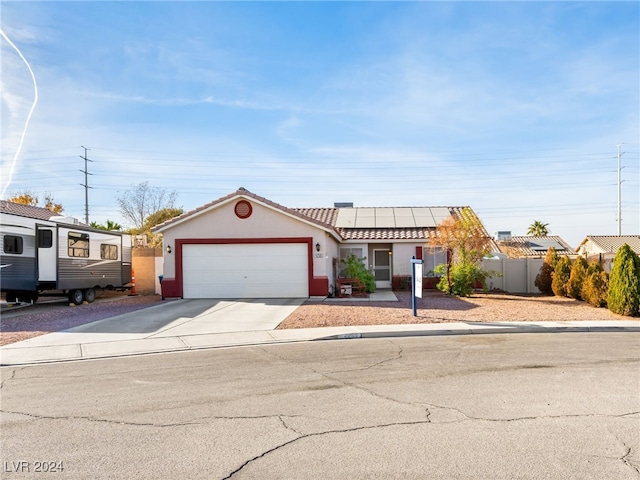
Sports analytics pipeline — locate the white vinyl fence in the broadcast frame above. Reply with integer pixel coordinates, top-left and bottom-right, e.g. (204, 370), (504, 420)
(481, 258), (545, 294)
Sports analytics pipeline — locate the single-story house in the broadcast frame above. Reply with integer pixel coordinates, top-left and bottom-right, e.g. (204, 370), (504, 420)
(576, 235), (640, 272)
(152, 188), (496, 299)
(496, 235), (577, 259)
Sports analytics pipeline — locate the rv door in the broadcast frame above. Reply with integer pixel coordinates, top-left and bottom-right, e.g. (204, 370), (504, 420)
(37, 225), (57, 283)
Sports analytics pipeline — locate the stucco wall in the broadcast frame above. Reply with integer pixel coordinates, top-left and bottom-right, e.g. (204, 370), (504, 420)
(391, 243), (424, 276)
(132, 247), (162, 295)
(161, 200), (331, 279)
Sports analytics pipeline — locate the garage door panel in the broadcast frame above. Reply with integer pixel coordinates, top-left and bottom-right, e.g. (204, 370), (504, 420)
(182, 243), (308, 298)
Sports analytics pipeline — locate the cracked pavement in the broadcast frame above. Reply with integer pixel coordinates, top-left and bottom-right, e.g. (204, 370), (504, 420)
(1, 333), (639, 479)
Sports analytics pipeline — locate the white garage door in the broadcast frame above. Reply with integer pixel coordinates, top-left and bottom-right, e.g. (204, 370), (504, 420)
(182, 243), (309, 298)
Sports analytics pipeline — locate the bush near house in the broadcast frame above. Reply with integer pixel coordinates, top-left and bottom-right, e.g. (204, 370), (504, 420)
(551, 256), (571, 297)
(607, 244), (640, 317)
(534, 247), (558, 295)
(435, 262), (491, 297)
(581, 262), (609, 308)
(567, 255), (588, 300)
(340, 254), (376, 293)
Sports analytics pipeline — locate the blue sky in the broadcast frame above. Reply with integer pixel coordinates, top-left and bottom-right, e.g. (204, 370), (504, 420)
(1, 1), (638, 247)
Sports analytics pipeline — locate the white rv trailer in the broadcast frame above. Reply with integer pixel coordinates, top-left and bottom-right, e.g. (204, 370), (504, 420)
(1, 201), (132, 304)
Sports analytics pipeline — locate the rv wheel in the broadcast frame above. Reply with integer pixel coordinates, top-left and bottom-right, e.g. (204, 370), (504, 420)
(6, 291), (18, 303)
(69, 289), (84, 305)
(84, 288), (96, 303)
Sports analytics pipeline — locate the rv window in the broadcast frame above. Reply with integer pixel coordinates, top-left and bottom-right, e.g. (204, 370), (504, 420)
(37, 230), (53, 248)
(68, 232), (89, 258)
(101, 244), (118, 260)
(3, 235), (23, 254)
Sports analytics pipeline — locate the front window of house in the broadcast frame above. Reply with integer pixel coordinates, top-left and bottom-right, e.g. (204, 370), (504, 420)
(339, 247), (364, 276)
(423, 247), (447, 275)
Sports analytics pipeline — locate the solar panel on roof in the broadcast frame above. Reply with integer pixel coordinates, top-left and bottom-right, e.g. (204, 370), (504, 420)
(412, 207), (436, 227)
(375, 208), (396, 228)
(529, 239), (565, 251)
(430, 207), (451, 223)
(335, 209), (357, 227)
(393, 208), (416, 228)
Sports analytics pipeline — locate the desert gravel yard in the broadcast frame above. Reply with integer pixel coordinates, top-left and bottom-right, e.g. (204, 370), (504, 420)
(277, 291), (628, 329)
(0, 290), (629, 346)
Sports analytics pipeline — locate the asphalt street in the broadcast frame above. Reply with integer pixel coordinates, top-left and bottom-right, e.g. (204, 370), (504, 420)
(1, 333), (639, 479)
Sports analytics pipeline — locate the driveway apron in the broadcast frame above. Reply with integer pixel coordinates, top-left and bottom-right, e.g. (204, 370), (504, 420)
(4, 298), (305, 349)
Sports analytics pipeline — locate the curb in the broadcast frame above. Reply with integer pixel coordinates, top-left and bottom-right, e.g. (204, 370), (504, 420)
(1, 323), (639, 367)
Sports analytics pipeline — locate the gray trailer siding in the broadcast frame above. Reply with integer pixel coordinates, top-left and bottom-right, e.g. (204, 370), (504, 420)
(57, 258), (125, 290)
(0, 254), (36, 291)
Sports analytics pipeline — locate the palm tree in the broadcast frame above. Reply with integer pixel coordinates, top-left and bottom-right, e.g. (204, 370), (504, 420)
(527, 220), (550, 237)
(90, 219), (122, 231)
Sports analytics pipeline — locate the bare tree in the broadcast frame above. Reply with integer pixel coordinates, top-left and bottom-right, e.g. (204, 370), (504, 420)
(117, 182), (178, 232)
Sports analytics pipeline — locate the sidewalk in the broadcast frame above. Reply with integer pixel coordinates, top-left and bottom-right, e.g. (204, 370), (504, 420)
(2, 319), (638, 366)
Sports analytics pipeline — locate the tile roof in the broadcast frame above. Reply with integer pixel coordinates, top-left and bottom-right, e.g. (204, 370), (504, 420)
(0, 200), (59, 221)
(337, 228), (430, 241)
(497, 236), (576, 257)
(153, 188), (494, 244)
(292, 207), (338, 226)
(578, 235), (640, 254)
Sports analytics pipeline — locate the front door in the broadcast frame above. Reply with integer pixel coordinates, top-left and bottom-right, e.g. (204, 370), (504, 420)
(37, 226), (57, 283)
(373, 249), (391, 289)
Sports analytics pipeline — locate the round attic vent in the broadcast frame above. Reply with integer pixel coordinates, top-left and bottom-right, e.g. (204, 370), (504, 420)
(234, 200), (252, 219)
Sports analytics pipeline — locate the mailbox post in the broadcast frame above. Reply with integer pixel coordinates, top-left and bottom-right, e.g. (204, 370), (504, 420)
(411, 256), (424, 316)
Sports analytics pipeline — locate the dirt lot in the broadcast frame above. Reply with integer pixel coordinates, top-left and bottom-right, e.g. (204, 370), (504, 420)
(277, 291), (628, 329)
(0, 290), (629, 346)
(0, 292), (162, 346)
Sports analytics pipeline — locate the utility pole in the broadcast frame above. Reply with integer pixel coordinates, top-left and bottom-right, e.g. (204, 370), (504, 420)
(616, 144), (624, 236)
(80, 146), (93, 225)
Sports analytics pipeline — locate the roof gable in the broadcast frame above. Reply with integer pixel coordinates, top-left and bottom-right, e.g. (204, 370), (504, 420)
(153, 188), (340, 239)
(579, 235), (640, 254)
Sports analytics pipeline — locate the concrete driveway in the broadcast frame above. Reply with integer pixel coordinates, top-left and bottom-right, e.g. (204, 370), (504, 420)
(5, 298), (305, 349)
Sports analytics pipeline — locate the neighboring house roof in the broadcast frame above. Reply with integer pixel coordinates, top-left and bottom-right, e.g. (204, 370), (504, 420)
(497, 236), (577, 258)
(576, 235), (640, 255)
(153, 187), (494, 245)
(0, 200), (59, 221)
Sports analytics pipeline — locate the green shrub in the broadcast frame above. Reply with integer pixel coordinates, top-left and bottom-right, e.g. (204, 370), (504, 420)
(535, 247), (558, 295)
(607, 244), (640, 316)
(551, 256), (571, 297)
(435, 261), (490, 297)
(341, 254), (376, 293)
(567, 256), (588, 300)
(581, 262), (609, 308)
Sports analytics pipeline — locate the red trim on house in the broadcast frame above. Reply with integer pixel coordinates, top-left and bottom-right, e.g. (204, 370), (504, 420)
(160, 237), (328, 299)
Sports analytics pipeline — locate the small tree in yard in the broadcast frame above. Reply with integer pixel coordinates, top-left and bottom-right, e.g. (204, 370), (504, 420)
(567, 255), (588, 300)
(551, 255), (571, 297)
(581, 262), (609, 308)
(607, 244), (640, 317)
(430, 208), (492, 296)
(535, 247), (558, 295)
